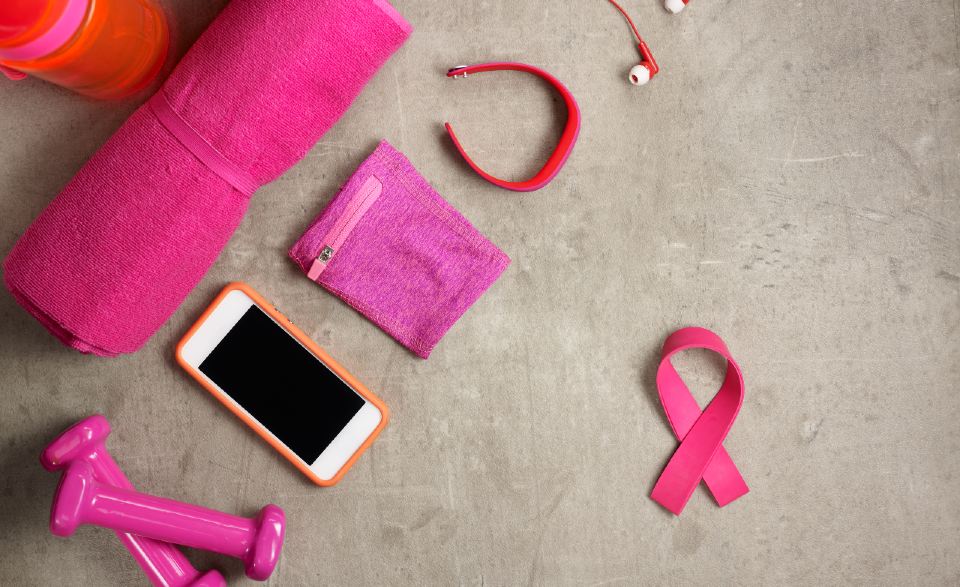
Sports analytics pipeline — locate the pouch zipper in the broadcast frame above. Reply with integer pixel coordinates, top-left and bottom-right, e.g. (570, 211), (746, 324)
(307, 175), (383, 280)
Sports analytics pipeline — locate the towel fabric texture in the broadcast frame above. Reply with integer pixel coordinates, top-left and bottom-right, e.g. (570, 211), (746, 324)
(3, 0), (410, 356)
(290, 141), (510, 359)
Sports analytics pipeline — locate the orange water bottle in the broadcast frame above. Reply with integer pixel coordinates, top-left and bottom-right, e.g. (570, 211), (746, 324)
(0, 0), (168, 99)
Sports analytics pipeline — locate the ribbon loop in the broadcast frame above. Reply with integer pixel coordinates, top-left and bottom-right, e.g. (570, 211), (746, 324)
(650, 327), (749, 515)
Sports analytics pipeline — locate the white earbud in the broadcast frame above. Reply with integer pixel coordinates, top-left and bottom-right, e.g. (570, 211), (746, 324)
(628, 40), (658, 87)
(629, 64), (651, 86)
(665, 0), (687, 14)
(607, 1), (660, 87)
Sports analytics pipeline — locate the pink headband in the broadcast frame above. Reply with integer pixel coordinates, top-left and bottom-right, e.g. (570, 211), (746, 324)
(444, 62), (580, 192)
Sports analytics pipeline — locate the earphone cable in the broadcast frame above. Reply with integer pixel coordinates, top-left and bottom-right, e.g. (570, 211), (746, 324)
(606, 0), (644, 45)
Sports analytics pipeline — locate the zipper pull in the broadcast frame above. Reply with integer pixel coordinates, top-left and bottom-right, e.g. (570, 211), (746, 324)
(307, 245), (335, 280)
(302, 175), (383, 283)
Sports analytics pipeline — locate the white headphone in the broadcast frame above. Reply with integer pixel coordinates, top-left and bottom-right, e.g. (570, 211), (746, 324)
(607, 1), (659, 87)
(628, 40), (658, 86)
(664, 0), (689, 14)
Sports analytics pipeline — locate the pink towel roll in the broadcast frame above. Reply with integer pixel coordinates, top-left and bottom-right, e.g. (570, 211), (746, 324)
(3, 0), (411, 356)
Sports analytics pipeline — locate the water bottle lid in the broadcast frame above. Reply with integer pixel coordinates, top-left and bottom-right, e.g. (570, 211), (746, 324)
(0, 1), (48, 43)
(0, 0), (88, 63)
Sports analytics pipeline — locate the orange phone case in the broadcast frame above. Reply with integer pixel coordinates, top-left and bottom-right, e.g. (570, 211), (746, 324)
(175, 282), (388, 486)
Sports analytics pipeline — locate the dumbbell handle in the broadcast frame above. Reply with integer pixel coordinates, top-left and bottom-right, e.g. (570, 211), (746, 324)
(89, 449), (225, 586)
(86, 484), (257, 558)
(41, 416), (223, 587)
(52, 459), (285, 581)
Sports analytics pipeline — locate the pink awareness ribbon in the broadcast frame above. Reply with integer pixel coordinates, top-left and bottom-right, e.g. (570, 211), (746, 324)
(650, 327), (749, 515)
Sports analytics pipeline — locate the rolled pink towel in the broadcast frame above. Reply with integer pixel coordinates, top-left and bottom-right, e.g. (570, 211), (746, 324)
(3, 0), (411, 356)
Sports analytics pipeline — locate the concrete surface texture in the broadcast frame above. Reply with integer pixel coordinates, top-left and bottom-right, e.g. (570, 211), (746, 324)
(1, 0), (958, 585)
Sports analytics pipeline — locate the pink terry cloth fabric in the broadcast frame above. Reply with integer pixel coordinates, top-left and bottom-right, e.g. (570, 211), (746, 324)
(289, 141), (510, 359)
(2, 0), (411, 356)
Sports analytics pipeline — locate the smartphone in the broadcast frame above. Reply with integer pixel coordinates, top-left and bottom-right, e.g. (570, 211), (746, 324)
(176, 282), (388, 486)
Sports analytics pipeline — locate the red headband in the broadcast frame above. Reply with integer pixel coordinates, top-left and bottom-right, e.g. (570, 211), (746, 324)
(445, 62), (581, 192)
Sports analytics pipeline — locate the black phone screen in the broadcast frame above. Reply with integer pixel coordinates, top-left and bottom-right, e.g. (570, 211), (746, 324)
(199, 305), (365, 464)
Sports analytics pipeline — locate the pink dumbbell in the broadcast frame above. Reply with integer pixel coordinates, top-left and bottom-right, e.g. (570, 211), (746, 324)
(51, 459), (285, 581)
(41, 415), (225, 587)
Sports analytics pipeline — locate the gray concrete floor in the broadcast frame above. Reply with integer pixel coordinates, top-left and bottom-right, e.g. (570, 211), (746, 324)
(2, 0), (959, 585)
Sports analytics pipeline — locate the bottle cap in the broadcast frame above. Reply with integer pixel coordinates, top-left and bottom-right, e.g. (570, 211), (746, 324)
(0, 0), (88, 63)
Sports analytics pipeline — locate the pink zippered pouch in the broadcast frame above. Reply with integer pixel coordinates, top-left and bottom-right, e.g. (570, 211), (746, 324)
(289, 140), (510, 358)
